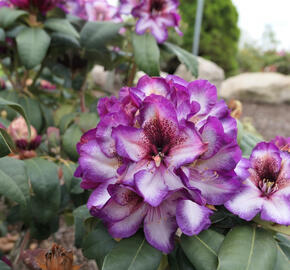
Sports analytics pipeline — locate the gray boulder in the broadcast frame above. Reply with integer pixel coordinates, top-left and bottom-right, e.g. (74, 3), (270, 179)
(220, 72), (290, 104)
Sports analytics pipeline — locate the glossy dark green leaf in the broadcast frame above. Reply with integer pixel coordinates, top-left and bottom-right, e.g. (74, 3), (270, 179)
(102, 232), (162, 270)
(59, 113), (77, 134)
(275, 241), (290, 270)
(180, 229), (224, 270)
(275, 234), (290, 259)
(132, 33), (160, 76)
(0, 157), (29, 206)
(0, 96), (31, 135)
(82, 221), (116, 268)
(73, 205), (91, 248)
(80, 21), (123, 50)
(16, 27), (51, 69)
(0, 128), (15, 157)
(51, 32), (80, 48)
(162, 42), (198, 77)
(0, 28), (5, 42)
(25, 158), (61, 224)
(217, 226), (277, 270)
(62, 124), (82, 161)
(168, 246), (196, 270)
(0, 7), (28, 28)
(44, 18), (79, 38)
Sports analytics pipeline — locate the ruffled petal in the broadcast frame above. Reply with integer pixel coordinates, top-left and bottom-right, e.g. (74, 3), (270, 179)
(144, 207), (178, 253)
(166, 122), (206, 167)
(225, 180), (264, 221)
(78, 140), (119, 182)
(134, 167), (169, 207)
(260, 191), (290, 225)
(108, 204), (147, 238)
(183, 168), (241, 205)
(188, 80), (217, 115)
(112, 126), (149, 162)
(136, 75), (171, 98)
(87, 179), (116, 213)
(176, 199), (212, 236)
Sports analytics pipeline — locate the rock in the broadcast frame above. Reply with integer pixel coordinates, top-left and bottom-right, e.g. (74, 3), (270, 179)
(220, 72), (290, 104)
(174, 57), (225, 89)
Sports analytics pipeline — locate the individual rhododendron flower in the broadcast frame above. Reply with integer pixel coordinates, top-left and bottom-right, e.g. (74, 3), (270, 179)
(132, 0), (182, 43)
(66, 0), (121, 22)
(75, 75), (242, 253)
(225, 142), (290, 225)
(7, 116), (41, 150)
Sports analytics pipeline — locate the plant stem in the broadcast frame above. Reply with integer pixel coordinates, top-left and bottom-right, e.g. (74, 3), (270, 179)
(127, 62), (137, 87)
(80, 75), (88, 113)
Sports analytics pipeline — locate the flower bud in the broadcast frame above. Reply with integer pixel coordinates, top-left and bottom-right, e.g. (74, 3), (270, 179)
(7, 117), (41, 150)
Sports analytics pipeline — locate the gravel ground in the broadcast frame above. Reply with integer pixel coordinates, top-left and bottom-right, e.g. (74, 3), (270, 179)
(241, 102), (290, 140)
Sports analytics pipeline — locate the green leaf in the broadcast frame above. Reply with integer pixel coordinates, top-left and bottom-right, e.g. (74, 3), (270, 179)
(77, 113), (99, 133)
(62, 124), (82, 161)
(25, 158), (61, 224)
(217, 225), (277, 270)
(0, 96), (31, 135)
(180, 229), (224, 270)
(0, 28), (5, 42)
(102, 232), (162, 270)
(18, 96), (43, 132)
(168, 246), (196, 270)
(80, 21), (123, 50)
(132, 33), (160, 76)
(51, 32), (80, 48)
(0, 157), (29, 206)
(253, 216), (290, 236)
(73, 205), (91, 248)
(162, 42), (198, 77)
(275, 234), (290, 259)
(0, 260), (11, 270)
(44, 18), (79, 38)
(0, 7), (28, 29)
(59, 113), (77, 134)
(0, 128), (16, 157)
(82, 221), (117, 268)
(239, 132), (263, 158)
(275, 241), (290, 270)
(16, 27), (51, 69)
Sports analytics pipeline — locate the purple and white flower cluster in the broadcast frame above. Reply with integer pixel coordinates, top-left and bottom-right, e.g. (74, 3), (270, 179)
(75, 75), (243, 253)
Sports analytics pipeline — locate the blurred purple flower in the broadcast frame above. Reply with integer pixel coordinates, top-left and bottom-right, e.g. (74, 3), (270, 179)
(66, 0), (121, 22)
(75, 75), (242, 253)
(271, 136), (290, 152)
(225, 142), (290, 225)
(1, 0), (63, 12)
(119, 0), (141, 14)
(132, 0), (182, 43)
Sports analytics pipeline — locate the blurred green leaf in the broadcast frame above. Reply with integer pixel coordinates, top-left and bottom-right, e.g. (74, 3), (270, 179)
(162, 42), (198, 77)
(51, 32), (80, 48)
(62, 124), (82, 161)
(0, 28), (5, 42)
(168, 246), (196, 270)
(0, 157), (29, 207)
(25, 158), (61, 225)
(59, 113), (77, 134)
(132, 33), (160, 76)
(73, 205), (91, 248)
(77, 113), (99, 133)
(275, 240), (290, 270)
(180, 229), (224, 270)
(18, 96), (43, 132)
(217, 225), (277, 270)
(0, 128), (16, 157)
(102, 232), (162, 270)
(0, 96), (31, 135)
(44, 18), (79, 39)
(16, 27), (51, 69)
(0, 260), (11, 270)
(0, 7), (28, 29)
(239, 132), (263, 158)
(80, 21), (123, 50)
